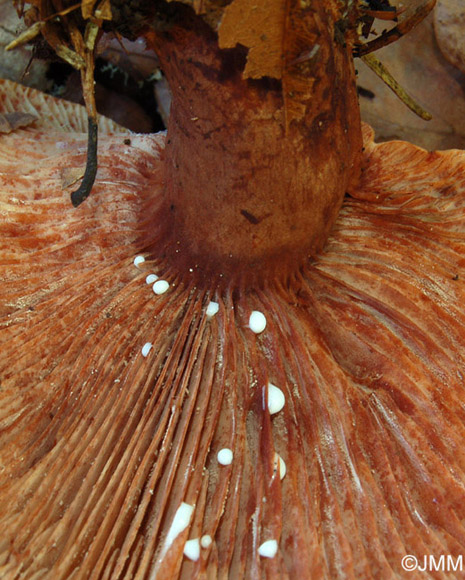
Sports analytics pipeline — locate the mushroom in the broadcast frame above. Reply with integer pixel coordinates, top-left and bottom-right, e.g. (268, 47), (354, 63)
(2, 1), (465, 579)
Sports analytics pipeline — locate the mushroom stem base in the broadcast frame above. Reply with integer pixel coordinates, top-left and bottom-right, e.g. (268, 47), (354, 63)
(145, 8), (362, 285)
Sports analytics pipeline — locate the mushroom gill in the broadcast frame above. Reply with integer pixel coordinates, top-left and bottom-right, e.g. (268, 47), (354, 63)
(2, 77), (465, 579)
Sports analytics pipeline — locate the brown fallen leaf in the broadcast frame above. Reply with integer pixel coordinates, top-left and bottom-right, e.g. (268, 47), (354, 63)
(434, 0), (465, 74)
(81, 0), (100, 19)
(0, 111), (37, 133)
(60, 166), (86, 189)
(357, 11), (465, 150)
(0, 2), (51, 93)
(0, 78), (129, 134)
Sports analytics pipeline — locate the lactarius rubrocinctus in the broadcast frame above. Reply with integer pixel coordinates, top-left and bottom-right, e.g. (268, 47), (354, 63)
(3, 1), (465, 579)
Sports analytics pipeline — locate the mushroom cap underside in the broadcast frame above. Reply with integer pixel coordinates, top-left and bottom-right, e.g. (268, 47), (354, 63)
(1, 80), (465, 579)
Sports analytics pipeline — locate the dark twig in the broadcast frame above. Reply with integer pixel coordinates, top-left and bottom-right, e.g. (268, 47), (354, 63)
(71, 116), (98, 207)
(354, 0), (437, 57)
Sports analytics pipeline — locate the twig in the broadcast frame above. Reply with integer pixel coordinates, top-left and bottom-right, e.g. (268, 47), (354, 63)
(361, 53), (432, 120)
(71, 116), (98, 207)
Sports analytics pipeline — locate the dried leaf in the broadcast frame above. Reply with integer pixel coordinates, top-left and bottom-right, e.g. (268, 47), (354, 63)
(41, 21), (86, 70)
(81, 0), (99, 19)
(94, 0), (112, 20)
(0, 3), (50, 92)
(218, 0), (286, 79)
(60, 166), (86, 189)
(0, 79), (128, 134)
(165, 0), (226, 29)
(84, 20), (100, 51)
(357, 13), (465, 150)
(5, 21), (44, 51)
(0, 111), (37, 133)
(355, 0), (437, 57)
(81, 0), (112, 20)
(54, 44), (86, 69)
(434, 0), (465, 74)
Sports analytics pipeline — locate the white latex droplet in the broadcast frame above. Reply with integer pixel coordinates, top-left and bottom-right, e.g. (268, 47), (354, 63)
(258, 539), (278, 558)
(206, 301), (219, 317)
(249, 311), (266, 333)
(183, 538), (200, 561)
(153, 280), (170, 295)
(146, 274), (158, 284)
(217, 448), (233, 466)
(200, 535), (212, 548)
(133, 255), (145, 268)
(141, 342), (153, 357)
(274, 453), (286, 480)
(267, 383), (285, 415)
(165, 503), (194, 548)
